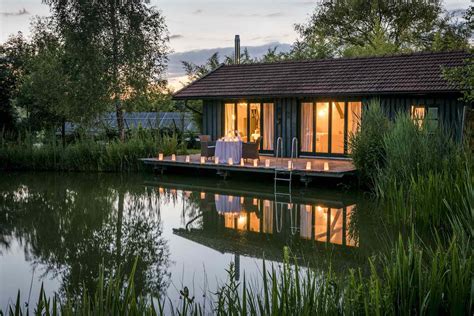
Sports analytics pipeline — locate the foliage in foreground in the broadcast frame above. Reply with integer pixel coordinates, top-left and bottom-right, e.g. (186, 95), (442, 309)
(0, 129), (185, 172)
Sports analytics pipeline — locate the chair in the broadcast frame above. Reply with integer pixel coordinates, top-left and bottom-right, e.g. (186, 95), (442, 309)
(199, 135), (212, 142)
(242, 136), (261, 161)
(200, 135), (216, 160)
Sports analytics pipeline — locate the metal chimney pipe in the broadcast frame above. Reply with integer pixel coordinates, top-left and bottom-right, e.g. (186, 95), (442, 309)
(234, 35), (240, 64)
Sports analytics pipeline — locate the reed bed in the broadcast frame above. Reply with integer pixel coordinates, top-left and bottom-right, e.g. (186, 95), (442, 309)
(0, 129), (186, 172)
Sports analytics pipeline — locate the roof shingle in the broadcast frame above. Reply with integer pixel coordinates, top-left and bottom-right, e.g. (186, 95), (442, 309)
(173, 51), (471, 100)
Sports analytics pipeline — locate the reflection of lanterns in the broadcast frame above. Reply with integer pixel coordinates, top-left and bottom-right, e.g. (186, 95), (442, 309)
(200, 156), (206, 164)
(215, 157), (219, 164)
(159, 187), (164, 194)
(229, 196), (233, 202)
(253, 159), (258, 167)
(228, 157), (233, 165)
(185, 155), (190, 163)
(215, 194), (219, 200)
(265, 159), (270, 168)
(324, 162), (329, 171)
(306, 161), (311, 170)
(240, 158), (245, 166)
(288, 203), (293, 210)
(158, 153), (163, 161)
(253, 198), (258, 206)
(305, 204), (312, 212)
(264, 200), (270, 207)
(171, 154), (176, 161)
(240, 196), (244, 203)
(200, 192), (206, 199)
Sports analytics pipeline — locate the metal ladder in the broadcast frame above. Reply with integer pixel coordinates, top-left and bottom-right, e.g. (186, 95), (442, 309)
(274, 137), (298, 195)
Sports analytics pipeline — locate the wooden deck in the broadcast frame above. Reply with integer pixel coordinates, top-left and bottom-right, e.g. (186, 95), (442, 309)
(141, 154), (356, 183)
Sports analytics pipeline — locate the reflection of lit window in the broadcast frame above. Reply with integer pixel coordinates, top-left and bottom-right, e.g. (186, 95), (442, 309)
(237, 213), (247, 230)
(249, 212), (260, 232)
(346, 205), (358, 247)
(263, 200), (273, 234)
(314, 205), (328, 242)
(329, 208), (343, 245)
(300, 205), (312, 240)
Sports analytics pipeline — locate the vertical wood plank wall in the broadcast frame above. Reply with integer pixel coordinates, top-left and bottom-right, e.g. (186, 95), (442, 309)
(203, 95), (468, 157)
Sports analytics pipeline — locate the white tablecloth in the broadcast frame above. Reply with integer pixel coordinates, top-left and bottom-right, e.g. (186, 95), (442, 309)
(215, 195), (242, 213)
(215, 140), (242, 164)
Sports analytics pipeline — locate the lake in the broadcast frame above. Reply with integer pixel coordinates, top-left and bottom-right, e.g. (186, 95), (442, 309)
(0, 172), (388, 311)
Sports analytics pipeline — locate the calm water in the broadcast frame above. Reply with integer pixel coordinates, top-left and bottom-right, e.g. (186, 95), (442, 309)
(0, 172), (387, 310)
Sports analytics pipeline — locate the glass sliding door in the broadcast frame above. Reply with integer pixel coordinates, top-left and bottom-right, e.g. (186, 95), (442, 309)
(263, 103), (274, 150)
(301, 103), (314, 152)
(300, 100), (362, 155)
(224, 103), (235, 136)
(249, 103), (261, 142)
(331, 101), (345, 154)
(237, 103), (248, 141)
(316, 102), (329, 153)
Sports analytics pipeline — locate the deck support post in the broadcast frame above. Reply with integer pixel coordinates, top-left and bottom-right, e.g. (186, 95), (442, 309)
(300, 175), (312, 187)
(216, 169), (229, 180)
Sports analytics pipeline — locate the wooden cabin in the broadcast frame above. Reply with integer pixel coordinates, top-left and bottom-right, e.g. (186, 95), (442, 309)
(173, 50), (471, 158)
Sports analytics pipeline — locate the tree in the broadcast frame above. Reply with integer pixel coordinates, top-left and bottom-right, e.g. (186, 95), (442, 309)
(294, 0), (470, 58)
(44, 0), (169, 141)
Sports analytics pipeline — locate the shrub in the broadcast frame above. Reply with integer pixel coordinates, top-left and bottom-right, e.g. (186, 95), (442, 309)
(349, 98), (390, 187)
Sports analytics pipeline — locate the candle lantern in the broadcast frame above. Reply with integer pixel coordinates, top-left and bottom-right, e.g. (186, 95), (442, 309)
(240, 158), (245, 166)
(265, 159), (270, 168)
(228, 157), (233, 165)
(306, 161), (311, 170)
(215, 157), (219, 164)
(158, 153), (163, 161)
(171, 154), (176, 161)
(288, 161), (293, 170)
(253, 159), (258, 167)
(324, 162), (330, 171)
(200, 156), (206, 164)
(185, 155), (190, 163)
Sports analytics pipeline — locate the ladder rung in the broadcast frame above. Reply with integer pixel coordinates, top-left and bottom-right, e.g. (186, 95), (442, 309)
(275, 192), (291, 196)
(274, 177), (291, 181)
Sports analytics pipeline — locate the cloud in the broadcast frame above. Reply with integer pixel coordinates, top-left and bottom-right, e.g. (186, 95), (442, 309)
(193, 9), (202, 14)
(231, 12), (284, 18)
(169, 34), (184, 40)
(0, 8), (30, 17)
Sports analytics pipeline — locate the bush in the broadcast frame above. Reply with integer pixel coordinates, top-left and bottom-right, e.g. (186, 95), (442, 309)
(349, 99), (390, 187)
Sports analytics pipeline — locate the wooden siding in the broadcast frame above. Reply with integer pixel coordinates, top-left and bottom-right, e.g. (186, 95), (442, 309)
(202, 95), (468, 157)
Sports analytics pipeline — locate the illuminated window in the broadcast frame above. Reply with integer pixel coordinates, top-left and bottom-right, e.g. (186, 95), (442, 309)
(263, 103), (274, 150)
(224, 103), (235, 136)
(316, 102), (329, 153)
(301, 103), (314, 151)
(249, 103), (261, 143)
(411, 105), (426, 128)
(347, 102), (362, 153)
(331, 102), (345, 154)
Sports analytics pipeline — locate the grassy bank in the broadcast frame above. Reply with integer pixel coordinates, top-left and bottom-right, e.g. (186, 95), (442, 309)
(0, 129), (188, 172)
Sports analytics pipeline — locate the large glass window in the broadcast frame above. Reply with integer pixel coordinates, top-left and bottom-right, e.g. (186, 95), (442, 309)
(237, 103), (248, 141)
(224, 103), (235, 136)
(331, 101), (345, 154)
(301, 100), (361, 155)
(301, 103), (314, 152)
(263, 103), (274, 150)
(411, 105), (426, 128)
(316, 102), (329, 153)
(249, 103), (261, 143)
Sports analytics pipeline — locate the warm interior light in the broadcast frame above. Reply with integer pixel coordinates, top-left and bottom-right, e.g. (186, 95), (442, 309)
(158, 153), (163, 161)
(232, 114), (236, 120)
(324, 162), (330, 171)
(171, 154), (176, 161)
(318, 108), (327, 118)
(306, 161), (311, 170)
(238, 215), (247, 226)
(185, 155), (190, 163)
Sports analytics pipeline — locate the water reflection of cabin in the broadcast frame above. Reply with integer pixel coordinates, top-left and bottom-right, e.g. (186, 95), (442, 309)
(173, 51), (471, 157)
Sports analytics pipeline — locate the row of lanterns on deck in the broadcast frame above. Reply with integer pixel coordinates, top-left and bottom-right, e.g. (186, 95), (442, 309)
(157, 153), (330, 171)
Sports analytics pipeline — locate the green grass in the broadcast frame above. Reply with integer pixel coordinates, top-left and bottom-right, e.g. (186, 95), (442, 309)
(0, 129), (187, 172)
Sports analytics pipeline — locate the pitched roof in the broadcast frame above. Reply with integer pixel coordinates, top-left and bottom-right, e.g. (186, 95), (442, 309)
(173, 50), (471, 100)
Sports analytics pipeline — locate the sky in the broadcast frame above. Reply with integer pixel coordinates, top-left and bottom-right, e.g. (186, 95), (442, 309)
(0, 0), (471, 88)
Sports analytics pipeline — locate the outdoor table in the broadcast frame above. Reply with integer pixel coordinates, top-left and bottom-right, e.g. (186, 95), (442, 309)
(215, 140), (242, 164)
